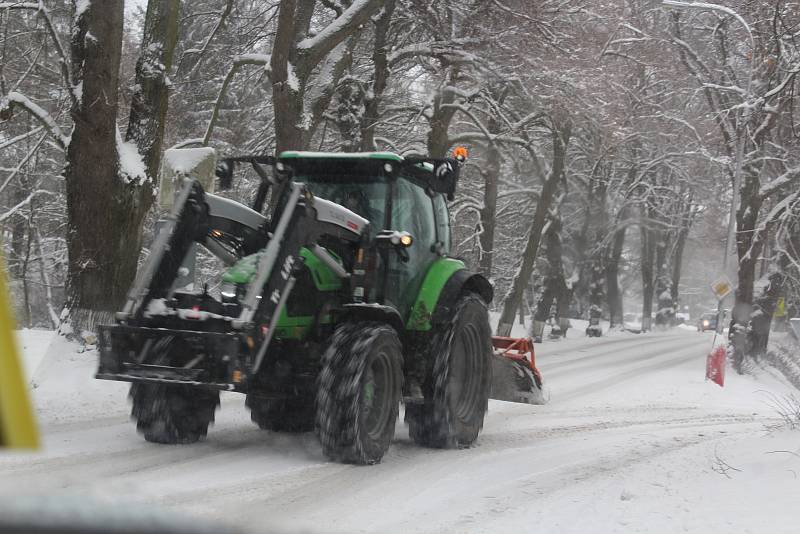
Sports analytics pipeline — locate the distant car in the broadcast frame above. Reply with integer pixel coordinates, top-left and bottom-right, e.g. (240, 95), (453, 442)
(697, 312), (717, 332)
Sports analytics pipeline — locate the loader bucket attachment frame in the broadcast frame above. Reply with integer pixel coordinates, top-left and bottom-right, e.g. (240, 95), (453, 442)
(490, 336), (546, 405)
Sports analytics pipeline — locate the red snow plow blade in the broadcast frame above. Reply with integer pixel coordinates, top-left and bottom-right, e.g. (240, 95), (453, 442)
(490, 336), (546, 405)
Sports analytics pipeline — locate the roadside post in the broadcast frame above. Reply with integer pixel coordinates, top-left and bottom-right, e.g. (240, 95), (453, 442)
(710, 275), (733, 338)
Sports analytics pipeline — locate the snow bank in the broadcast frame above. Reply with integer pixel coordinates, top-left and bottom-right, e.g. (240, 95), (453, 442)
(764, 331), (800, 390)
(15, 328), (54, 380)
(17, 330), (129, 425)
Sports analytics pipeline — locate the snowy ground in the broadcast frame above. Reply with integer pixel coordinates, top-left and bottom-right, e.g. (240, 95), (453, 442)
(3, 327), (799, 533)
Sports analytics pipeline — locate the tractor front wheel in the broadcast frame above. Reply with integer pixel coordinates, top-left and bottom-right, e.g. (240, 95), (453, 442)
(406, 293), (492, 448)
(131, 383), (219, 444)
(316, 322), (403, 465)
(129, 338), (219, 444)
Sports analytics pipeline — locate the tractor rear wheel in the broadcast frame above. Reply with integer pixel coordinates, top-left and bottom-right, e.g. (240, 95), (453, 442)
(405, 293), (492, 448)
(316, 322), (403, 465)
(246, 395), (315, 432)
(130, 338), (219, 444)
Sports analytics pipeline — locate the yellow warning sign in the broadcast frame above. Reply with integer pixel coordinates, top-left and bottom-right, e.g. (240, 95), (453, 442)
(711, 276), (733, 300)
(0, 252), (39, 448)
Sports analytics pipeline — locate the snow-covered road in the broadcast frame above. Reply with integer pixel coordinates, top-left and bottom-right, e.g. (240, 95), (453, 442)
(3, 328), (799, 533)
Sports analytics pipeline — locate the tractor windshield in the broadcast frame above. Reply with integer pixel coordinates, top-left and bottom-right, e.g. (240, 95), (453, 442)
(298, 174), (388, 235)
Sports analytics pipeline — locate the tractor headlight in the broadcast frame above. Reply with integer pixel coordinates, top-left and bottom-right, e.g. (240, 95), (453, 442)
(703, 320), (709, 327)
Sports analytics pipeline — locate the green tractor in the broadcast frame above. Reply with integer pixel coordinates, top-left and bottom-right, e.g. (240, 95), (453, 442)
(96, 148), (542, 465)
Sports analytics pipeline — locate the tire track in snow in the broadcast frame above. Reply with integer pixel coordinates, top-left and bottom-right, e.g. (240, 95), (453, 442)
(181, 413), (766, 533)
(133, 410), (766, 517)
(542, 336), (703, 381)
(553, 342), (710, 403)
(538, 334), (692, 370)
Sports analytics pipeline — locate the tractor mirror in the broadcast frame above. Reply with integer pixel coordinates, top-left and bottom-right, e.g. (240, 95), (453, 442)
(433, 160), (459, 201)
(215, 160), (234, 190)
(403, 158), (461, 200)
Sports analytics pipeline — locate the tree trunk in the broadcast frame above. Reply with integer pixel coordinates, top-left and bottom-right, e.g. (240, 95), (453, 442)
(606, 225), (626, 328)
(731, 168), (764, 371)
(479, 137), (500, 277)
(534, 213), (569, 339)
(426, 69), (460, 158)
(747, 256), (785, 358)
(497, 118), (570, 336)
(670, 225), (689, 309)
(126, 0), (180, 181)
(640, 219), (656, 332)
(64, 0), (126, 330)
(64, 0), (180, 333)
(654, 233), (673, 327)
(271, 0), (304, 154)
(360, 0), (395, 152)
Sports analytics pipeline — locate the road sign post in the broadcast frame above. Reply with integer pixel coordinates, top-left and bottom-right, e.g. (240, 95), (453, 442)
(709, 275), (734, 336)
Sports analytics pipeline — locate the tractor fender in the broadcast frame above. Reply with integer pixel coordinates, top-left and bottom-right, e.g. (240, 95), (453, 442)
(406, 258), (493, 331)
(430, 269), (493, 326)
(338, 303), (405, 333)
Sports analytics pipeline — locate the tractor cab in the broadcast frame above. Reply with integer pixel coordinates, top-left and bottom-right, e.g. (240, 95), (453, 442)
(272, 152), (456, 318)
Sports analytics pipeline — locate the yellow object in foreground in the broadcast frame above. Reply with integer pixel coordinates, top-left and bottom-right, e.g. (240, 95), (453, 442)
(0, 253), (39, 448)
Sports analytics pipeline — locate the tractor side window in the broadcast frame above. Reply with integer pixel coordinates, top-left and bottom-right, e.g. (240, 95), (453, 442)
(388, 177), (437, 316)
(298, 177), (388, 237)
(391, 177), (436, 252)
(432, 194), (451, 255)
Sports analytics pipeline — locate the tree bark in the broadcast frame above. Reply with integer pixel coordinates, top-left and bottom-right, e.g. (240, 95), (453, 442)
(360, 0), (395, 151)
(605, 225), (626, 328)
(670, 223), (690, 313)
(730, 168), (764, 371)
(654, 233), (673, 327)
(640, 216), (656, 332)
(64, 0), (126, 329)
(126, 0), (180, 181)
(496, 116), (571, 336)
(479, 136), (501, 277)
(63, 0), (180, 332)
(271, 0), (304, 154)
(426, 69), (460, 158)
(534, 212), (569, 339)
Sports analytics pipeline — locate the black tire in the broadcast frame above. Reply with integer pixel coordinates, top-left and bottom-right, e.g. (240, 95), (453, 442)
(129, 338), (219, 444)
(316, 322), (403, 465)
(405, 293), (492, 449)
(246, 395), (315, 432)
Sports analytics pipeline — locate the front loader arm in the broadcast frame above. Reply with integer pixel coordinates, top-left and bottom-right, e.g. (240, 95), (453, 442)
(120, 179), (209, 321)
(231, 182), (369, 373)
(100, 180), (369, 389)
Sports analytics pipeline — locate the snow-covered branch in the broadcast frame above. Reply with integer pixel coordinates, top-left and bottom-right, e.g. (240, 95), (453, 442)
(202, 54), (271, 146)
(296, 0), (383, 71)
(0, 92), (69, 149)
(0, 0), (77, 105)
(0, 189), (51, 223)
